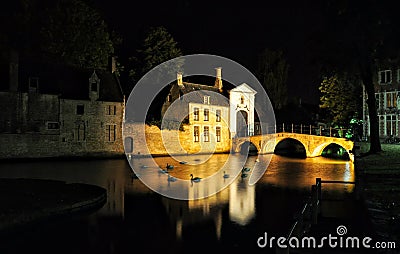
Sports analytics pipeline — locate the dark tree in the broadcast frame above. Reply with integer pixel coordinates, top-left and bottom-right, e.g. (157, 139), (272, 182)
(40, 0), (116, 69)
(308, 0), (400, 153)
(128, 26), (183, 84)
(256, 48), (289, 110)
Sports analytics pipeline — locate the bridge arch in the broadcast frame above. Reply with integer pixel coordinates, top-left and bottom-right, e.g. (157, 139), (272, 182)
(237, 141), (259, 155)
(274, 138), (307, 158)
(310, 141), (352, 158)
(233, 133), (354, 161)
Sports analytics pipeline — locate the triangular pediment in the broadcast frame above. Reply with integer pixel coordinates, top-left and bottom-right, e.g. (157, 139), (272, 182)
(230, 83), (257, 94)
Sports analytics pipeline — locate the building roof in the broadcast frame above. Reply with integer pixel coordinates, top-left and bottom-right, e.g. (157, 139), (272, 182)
(0, 57), (124, 102)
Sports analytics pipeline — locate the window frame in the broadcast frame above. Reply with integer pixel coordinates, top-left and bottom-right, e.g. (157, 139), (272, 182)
(203, 126), (210, 142)
(204, 108), (209, 121)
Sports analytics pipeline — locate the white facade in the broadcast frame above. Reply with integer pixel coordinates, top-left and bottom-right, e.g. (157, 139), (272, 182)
(229, 83), (257, 137)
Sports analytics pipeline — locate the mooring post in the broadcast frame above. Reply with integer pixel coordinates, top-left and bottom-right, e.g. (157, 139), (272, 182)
(311, 185), (318, 224)
(316, 178), (322, 200)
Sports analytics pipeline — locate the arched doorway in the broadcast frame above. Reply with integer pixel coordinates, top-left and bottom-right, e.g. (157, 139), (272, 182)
(124, 137), (133, 153)
(236, 110), (248, 137)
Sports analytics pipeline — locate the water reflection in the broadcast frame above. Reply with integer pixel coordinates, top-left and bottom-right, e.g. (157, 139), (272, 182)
(0, 154), (355, 253)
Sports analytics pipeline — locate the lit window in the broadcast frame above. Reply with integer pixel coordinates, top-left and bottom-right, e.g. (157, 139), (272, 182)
(193, 108), (199, 121)
(216, 126), (221, 142)
(204, 109), (209, 121)
(204, 96), (210, 104)
(204, 126), (209, 142)
(216, 110), (221, 122)
(386, 92), (397, 108)
(379, 70), (392, 84)
(194, 126), (199, 142)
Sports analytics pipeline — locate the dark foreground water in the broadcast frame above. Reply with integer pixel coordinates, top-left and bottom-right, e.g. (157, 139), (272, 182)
(0, 154), (355, 254)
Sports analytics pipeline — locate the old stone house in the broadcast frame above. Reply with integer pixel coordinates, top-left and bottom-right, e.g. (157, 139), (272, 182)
(123, 67), (259, 156)
(362, 67), (400, 140)
(159, 68), (231, 154)
(0, 51), (125, 159)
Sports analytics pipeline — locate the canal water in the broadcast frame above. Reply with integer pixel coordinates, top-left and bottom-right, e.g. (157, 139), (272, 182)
(0, 154), (354, 254)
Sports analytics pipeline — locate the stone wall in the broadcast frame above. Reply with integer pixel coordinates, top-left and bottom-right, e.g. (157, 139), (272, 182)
(0, 91), (125, 159)
(123, 123), (231, 156)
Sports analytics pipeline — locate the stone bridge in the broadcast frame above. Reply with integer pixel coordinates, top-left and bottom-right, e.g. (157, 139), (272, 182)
(232, 132), (354, 160)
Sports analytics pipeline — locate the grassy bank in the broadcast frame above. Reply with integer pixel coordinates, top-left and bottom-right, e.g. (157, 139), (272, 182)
(356, 143), (400, 249)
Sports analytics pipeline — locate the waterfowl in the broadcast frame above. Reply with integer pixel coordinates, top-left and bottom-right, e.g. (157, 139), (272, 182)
(241, 173), (248, 178)
(242, 167), (251, 172)
(179, 161), (188, 164)
(190, 174), (201, 182)
(223, 171), (230, 178)
(167, 174), (177, 182)
(166, 163), (174, 170)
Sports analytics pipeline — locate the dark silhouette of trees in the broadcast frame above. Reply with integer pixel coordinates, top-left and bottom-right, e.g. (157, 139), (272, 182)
(0, 0), (120, 70)
(256, 48), (289, 110)
(127, 26), (182, 85)
(308, 0), (400, 153)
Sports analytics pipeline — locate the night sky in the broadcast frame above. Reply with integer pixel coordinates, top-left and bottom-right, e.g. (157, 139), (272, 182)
(92, 0), (325, 105)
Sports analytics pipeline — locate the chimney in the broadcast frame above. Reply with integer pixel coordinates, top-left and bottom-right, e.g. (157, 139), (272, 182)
(109, 56), (116, 73)
(214, 67), (223, 92)
(177, 72), (183, 86)
(9, 50), (19, 92)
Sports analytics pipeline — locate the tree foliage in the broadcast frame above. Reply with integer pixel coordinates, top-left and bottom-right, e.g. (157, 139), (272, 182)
(308, 0), (396, 153)
(257, 49), (289, 110)
(128, 26), (183, 83)
(40, 0), (116, 69)
(0, 0), (119, 70)
(319, 74), (361, 127)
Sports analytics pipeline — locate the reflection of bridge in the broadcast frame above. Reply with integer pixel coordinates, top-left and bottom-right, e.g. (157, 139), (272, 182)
(232, 124), (354, 160)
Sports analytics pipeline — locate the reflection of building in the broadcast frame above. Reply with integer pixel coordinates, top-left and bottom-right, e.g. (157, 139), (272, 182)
(229, 179), (256, 225)
(161, 190), (229, 240)
(363, 67), (400, 139)
(0, 51), (124, 158)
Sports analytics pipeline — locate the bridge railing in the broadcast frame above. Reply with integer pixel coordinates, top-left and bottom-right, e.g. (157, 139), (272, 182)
(253, 123), (351, 138)
(276, 178), (357, 254)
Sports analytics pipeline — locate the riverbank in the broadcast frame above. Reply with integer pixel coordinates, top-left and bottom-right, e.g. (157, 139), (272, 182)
(356, 143), (400, 250)
(0, 153), (125, 162)
(0, 178), (106, 234)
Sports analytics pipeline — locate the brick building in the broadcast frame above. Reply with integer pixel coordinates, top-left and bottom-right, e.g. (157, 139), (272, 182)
(362, 67), (400, 140)
(0, 51), (125, 159)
